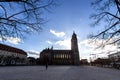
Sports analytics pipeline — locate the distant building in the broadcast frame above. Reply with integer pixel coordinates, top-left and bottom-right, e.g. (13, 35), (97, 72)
(39, 32), (80, 65)
(0, 43), (27, 65)
(108, 52), (120, 61)
(80, 59), (89, 65)
(26, 57), (36, 65)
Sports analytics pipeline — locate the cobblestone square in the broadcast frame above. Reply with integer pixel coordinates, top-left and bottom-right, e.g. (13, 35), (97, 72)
(0, 66), (120, 80)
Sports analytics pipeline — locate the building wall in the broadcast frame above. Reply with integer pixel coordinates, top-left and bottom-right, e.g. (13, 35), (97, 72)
(0, 44), (27, 65)
(51, 50), (74, 65)
(0, 50), (26, 58)
(108, 52), (120, 61)
(40, 49), (74, 65)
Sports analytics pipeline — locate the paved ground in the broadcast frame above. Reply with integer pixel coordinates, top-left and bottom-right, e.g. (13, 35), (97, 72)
(0, 66), (120, 80)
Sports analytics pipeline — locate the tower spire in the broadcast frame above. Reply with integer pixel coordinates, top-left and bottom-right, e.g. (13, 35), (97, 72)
(71, 31), (78, 52)
(71, 31), (80, 65)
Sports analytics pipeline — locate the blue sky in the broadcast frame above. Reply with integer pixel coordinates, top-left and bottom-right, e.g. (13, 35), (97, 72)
(0, 0), (118, 61)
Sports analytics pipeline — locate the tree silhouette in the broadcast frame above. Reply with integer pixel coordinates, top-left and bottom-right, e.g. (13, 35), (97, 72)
(90, 0), (120, 46)
(0, 0), (57, 40)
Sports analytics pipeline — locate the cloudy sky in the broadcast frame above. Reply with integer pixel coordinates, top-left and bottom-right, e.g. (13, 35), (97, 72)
(0, 0), (119, 60)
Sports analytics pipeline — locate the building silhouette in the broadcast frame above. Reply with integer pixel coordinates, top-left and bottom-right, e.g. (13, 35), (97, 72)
(39, 32), (80, 65)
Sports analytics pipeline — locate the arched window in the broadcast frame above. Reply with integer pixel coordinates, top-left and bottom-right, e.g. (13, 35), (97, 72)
(66, 54), (68, 59)
(65, 54), (67, 59)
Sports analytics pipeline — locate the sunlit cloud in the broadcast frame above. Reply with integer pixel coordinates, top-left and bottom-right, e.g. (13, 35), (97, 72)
(0, 37), (21, 45)
(50, 29), (65, 37)
(79, 39), (118, 56)
(6, 37), (21, 44)
(55, 37), (71, 49)
(78, 39), (119, 61)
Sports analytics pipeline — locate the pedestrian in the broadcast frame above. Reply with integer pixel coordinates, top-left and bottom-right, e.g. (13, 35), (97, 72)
(45, 62), (48, 70)
(44, 56), (49, 70)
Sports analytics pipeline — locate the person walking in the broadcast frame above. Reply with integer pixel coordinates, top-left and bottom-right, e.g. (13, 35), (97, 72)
(44, 56), (49, 70)
(45, 62), (48, 70)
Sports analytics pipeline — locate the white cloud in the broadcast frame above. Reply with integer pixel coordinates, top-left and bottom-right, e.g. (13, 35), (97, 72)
(0, 38), (2, 41)
(50, 29), (65, 37)
(27, 50), (40, 58)
(46, 37), (71, 49)
(79, 38), (118, 59)
(79, 39), (119, 60)
(46, 40), (53, 45)
(28, 50), (40, 54)
(55, 37), (71, 49)
(0, 37), (21, 44)
(28, 50), (40, 55)
(80, 39), (104, 48)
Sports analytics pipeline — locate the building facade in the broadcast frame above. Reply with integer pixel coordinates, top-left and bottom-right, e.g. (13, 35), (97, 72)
(39, 32), (80, 65)
(108, 52), (120, 62)
(0, 43), (27, 65)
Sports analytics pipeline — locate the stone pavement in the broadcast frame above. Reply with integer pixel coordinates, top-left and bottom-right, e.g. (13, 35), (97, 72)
(0, 66), (120, 80)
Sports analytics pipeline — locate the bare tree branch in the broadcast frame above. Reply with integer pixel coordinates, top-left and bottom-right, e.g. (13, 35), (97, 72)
(0, 0), (57, 40)
(90, 0), (120, 47)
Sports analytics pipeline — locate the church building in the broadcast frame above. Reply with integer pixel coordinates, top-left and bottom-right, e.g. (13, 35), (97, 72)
(39, 32), (80, 65)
